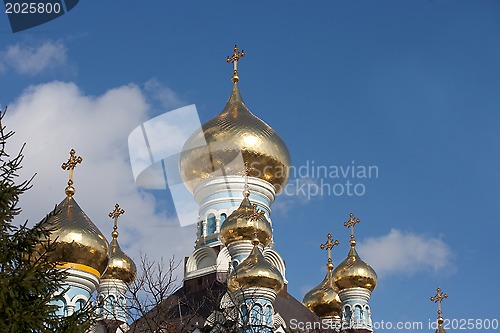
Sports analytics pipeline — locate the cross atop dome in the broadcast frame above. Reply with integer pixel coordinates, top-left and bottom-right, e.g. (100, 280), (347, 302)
(226, 44), (245, 83)
(241, 161), (253, 197)
(61, 148), (82, 198)
(320, 233), (339, 270)
(343, 212), (360, 246)
(430, 287), (448, 318)
(108, 203), (125, 239)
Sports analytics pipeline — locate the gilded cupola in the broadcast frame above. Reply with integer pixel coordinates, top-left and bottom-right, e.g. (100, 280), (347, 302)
(179, 45), (291, 194)
(333, 213), (377, 292)
(227, 237), (284, 293)
(42, 149), (109, 277)
(303, 234), (342, 318)
(101, 204), (137, 284)
(220, 163), (273, 247)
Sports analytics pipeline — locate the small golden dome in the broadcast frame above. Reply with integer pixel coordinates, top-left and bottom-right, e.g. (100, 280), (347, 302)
(179, 83), (291, 194)
(303, 263), (341, 318)
(333, 242), (377, 292)
(42, 197), (110, 276)
(101, 237), (137, 284)
(220, 193), (273, 247)
(227, 240), (283, 293)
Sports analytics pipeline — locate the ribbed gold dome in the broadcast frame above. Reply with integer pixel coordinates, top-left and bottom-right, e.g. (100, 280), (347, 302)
(333, 242), (377, 292)
(227, 241), (283, 293)
(42, 197), (110, 277)
(303, 265), (341, 318)
(101, 237), (137, 284)
(179, 83), (291, 194)
(220, 193), (272, 247)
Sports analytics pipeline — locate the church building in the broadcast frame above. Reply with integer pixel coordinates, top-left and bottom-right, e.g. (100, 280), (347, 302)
(36, 46), (382, 333)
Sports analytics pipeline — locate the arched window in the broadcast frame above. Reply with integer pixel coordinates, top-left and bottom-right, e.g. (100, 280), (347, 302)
(241, 304), (249, 324)
(207, 214), (216, 234)
(220, 213), (227, 224)
(264, 304), (273, 326)
(250, 303), (263, 326)
(75, 299), (86, 312)
(354, 304), (362, 323)
(106, 295), (116, 314)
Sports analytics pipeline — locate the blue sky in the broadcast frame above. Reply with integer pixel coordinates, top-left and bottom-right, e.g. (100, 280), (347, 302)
(1, 1), (499, 331)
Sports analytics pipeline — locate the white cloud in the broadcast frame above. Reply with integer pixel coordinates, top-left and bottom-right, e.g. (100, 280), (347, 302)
(356, 229), (454, 277)
(144, 78), (185, 110)
(5, 81), (196, 280)
(1, 40), (67, 75)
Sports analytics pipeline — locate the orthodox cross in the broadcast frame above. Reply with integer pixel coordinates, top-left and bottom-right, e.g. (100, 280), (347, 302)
(249, 203), (265, 221)
(109, 203), (125, 238)
(242, 161), (253, 196)
(226, 45), (245, 83)
(320, 233), (339, 268)
(430, 287), (448, 317)
(344, 212), (360, 244)
(61, 149), (82, 197)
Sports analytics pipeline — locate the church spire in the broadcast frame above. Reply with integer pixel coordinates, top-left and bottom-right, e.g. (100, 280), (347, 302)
(97, 203), (137, 328)
(333, 212), (377, 332)
(226, 44), (245, 83)
(303, 233), (341, 321)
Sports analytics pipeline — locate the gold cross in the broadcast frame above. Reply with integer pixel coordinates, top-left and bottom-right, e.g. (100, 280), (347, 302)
(344, 212), (360, 242)
(226, 45), (245, 83)
(430, 287), (448, 317)
(320, 233), (339, 271)
(241, 161), (254, 197)
(108, 203), (125, 238)
(249, 203), (265, 221)
(61, 149), (82, 197)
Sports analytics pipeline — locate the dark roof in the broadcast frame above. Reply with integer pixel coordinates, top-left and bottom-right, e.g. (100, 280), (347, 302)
(128, 272), (325, 333)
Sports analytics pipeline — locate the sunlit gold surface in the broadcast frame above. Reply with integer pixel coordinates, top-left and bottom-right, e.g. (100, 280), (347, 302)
(101, 238), (137, 284)
(333, 245), (377, 292)
(220, 196), (273, 247)
(303, 268), (341, 318)
(43, 197), (110, 276)
(179, 83), (291, 194)
(228, 243), (283, 293)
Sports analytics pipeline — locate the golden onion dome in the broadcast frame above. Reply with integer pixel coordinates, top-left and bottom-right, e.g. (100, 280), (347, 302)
(303, 261), (341, 318)
(42, 196), (110, 277)
(332, 240), (377, 292)
(101, 236), (137, 284)
(179, 82), (291, 194)
(219, 191), (273, 247)
(227, 239), (284, 293)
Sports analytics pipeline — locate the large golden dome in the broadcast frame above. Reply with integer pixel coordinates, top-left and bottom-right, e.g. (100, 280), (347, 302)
(303, 262), (341, 318)
(179, 83), (291, 194)
(220, 191), (273, 247)
(101, 237), (137, 284)
(332, 241), (377, 292)
(43, 197), (110, 277)
(227, 240), (284, 293)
